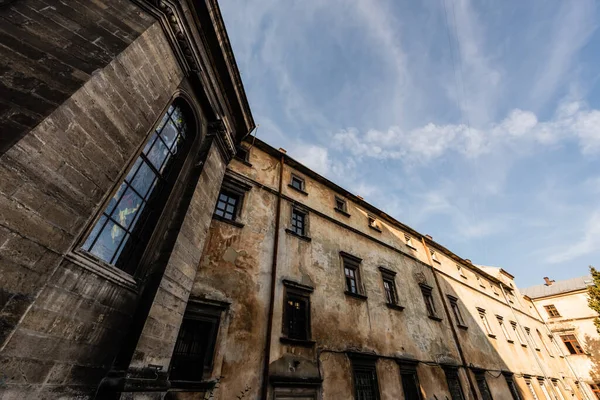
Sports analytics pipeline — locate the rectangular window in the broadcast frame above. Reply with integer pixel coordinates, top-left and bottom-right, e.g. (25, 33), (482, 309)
(399, 362), (422, 400)
(538, 379), (551, 400)
(291, 208), (307, 236)
(477, 276), (486, 289)
(497, 316), (512, 342)
(590, 383), (600, 400)
(525, 327), (539, 350)
(447, 295), (466, 327)
(537, 329), (553, 356)
(214, 190), (240, 221)
(170, 305), (222, 382)
(457, 264), (466, 278)
(290, 174), (305, 191)
(475, 372), (493, 400)
(552, 380), (565, 400)
(504, 373), (522, 400)
(526, 380), (539, 400)
(405, 234), (416, 249)
(511, 321), (526, 346)
(544, 305), (561, 318)
(430, 250), (440, 263)
(493, 285), (500, 296)
(352, 359), (380, 400)
(235, 146), (249, 162)
(420, 284), (439, 319)
(335, 196), (347, 212)
(561, 334), (585, 355)
(283, 292), (310, 341)
(478, 308), (495, 337)
(444, 368), (465, 400)
(505, 288), (516, 303)
(368, 215), (380, 231)
(342, 252), (363, 296)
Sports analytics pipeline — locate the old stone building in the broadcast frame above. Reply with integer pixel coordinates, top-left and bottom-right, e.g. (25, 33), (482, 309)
(0, 0), (253, 398)
(524, 276), (600, 399)
(0, 1), (594, 399)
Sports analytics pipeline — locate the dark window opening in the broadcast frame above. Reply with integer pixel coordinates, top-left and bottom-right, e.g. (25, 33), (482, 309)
(335, 196), (347, 212)
(444, 369), (465, 400)
(291, 208), (306, 236)
(504, 374), (522, 400)
(420, 284), (437, 318)
(544, 305), (561, 318)
(400, 365), (422, 400)
(447, 296), (466, 327)
(352, 360), (379, 400)
(561, 334), (585, 355)
(81, 101), (192, 274)
(170, 313), (219, 382)
(291, 175), (304, 191)
(346, 266), (359, 294)
(284, 292), (310, 341)
(383, 278), (397, 305)
(475, 373), (493, 400)
(214, 191), (239, 221)
(368, 215), (379, 230)
(342, 253), (363, 296)
(235, 146), (249, 162)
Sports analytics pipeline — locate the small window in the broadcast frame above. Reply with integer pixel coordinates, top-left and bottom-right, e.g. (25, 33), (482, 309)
(351, 358), (380, 400)
(430, 250), (440, 263)
(420, 284), (439, 319)
(456, 264), (466, 278)
(399, 362), (422, 400)
(405, 234), (416, 249)
(475, 372), (493, 400)
(282, 282), (312, 341)
(368, 215), (381, 231)
(526, 380), (539, 400)
(511, 321), (526, 346)
(551, 380), (565, 400)
(235, 146), (249, 162)
(505, 288), (516, 303)
(590, 383), (600, 399)
(379, 268), (399, 306)
(477, 308), (495, 337)
(170, 303), (224, 382)
(493, 285), (500, 296)
(537, 329), (553, 356)
(290, 174), (305, 191)
(497, 316), (512, 342)
(561, 334), (585, 355)
(335, 196), (347, 212)
(525, 328), (539, 350)
(538, 379), (551, 400)
(544, 305), (561, 318)
(504, 373), (522, 400)
(444, 367), (465, 400)
(214, 191), (240, 221)
(341, 252), (364, 296)
(447, 295), (466, 327)
(477, 276), (486, 289)
(291, 208), (307, 236)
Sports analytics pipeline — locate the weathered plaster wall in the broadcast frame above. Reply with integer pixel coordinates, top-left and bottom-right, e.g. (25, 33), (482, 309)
(0, 20), (184, 398)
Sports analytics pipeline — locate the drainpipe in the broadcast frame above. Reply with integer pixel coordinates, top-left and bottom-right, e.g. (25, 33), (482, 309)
(528, 297), (590, 400)
(499, 285), (563, 400)
(260, 154), (284, 400)
(421, 238), (479, 400)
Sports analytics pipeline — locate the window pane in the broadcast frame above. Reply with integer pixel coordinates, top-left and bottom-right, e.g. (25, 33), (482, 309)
(155, 112), (170, 133)
(160, 120), (179, 150)
(89, 220), (125, 263)
(170, 106), (185, 129)
(82, 215), (107, 251)
(106, 182), (127, 216)
(147, 136), (170, 172)
(110, 188), (143, 230)
(130, 161), (158, 199)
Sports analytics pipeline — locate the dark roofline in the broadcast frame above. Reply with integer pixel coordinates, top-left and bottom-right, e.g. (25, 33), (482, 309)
(246, 137), (504, 286)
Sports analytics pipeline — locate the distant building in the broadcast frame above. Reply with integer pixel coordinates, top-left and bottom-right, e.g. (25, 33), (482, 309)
(524, 276), (600, 399)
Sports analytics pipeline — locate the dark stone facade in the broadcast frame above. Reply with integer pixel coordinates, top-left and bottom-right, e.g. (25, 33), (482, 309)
(0, 1), (254, 398)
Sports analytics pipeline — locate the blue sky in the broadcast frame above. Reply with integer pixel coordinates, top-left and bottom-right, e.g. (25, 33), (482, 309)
(220, 0), (600, 288)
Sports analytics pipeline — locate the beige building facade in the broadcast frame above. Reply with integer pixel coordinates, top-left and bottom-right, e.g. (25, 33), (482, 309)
(524, 277), (600, 400)
(190, 137), (588, 399)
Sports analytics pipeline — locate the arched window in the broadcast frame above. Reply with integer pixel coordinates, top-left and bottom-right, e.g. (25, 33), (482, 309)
(81, 100), (194, 274)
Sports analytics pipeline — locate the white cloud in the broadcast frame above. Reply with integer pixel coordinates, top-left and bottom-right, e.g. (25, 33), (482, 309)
(332, 101), (600, 163)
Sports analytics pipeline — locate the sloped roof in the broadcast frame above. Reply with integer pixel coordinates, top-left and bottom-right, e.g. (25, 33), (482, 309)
(522, 276), (593, 299)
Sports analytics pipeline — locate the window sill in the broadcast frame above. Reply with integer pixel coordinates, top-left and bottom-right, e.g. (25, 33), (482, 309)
(460, 274), (467, 279)
(488, 334), (497, 339)
(479, 285), (486, 289)
(66, 252), (138, 292)
(428, 315), (443, 322)
(288, 184), (308, 196)
(334, 208), (351, 217)
(345, 291), (368, 300)
(213, 214), (245, 228)
(406, 244), (418, 251)
(507, 339), (515, 344)
(234, 157), (253, 168)
(386, 303), (405, 311)
(280, 337), (316, 347)
(535, 348), (541, 352)
(433, 259), (441, 264)
(457, 324), (469, 330)
(369, 225), (382, 233)
(285, 229), (312, 242)
(521, 344), (527, 348)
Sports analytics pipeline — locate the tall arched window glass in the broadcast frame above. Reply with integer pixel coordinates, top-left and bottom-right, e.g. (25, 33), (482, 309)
(81, 100), (193, 273)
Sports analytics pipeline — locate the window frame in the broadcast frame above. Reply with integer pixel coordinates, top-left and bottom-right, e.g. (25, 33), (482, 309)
(351, 355), (380, 400)
(524, 327), (539, 350)
(76, 98), (196, 279)
(398, 360), (423, 400)
(443, 366), (465, 400)
(477, 308), (495, 338)
(368, 215), (381, 232)
(290, 207), (308, 237)
(496, 316), (513, 343)
(334, 196), (350, 217)
(281, 280), (314, 345)
(475, 371), (494, 400)
(511, 321), (527, 347)
(405, 234), (417, 250)
(289, 173), (307, 195)
(503, 372), (522, 400)
(169, 299), (227, 383)
(560, 334), (585, 355)
(213, 175), (252, 227)
(430, 250), (441, 263)
(447, 295), (467, 329)
(379, 267), (403, 310)
(590, 383), (600, 400)
(544, 304), (561, 318)
(420, 283), (441, 321)
(341, 252), (366, 299)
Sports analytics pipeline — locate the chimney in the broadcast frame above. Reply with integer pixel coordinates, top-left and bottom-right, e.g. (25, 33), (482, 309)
(425, 234), (433, 240)
(278, 147), (287, 154)
(465, 259), (472, 264)
(356, 195), (363, 200)
(543, 277), (555, 286)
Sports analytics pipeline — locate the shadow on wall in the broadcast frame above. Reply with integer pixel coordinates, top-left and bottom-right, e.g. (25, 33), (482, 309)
(585, 334), (600, 383)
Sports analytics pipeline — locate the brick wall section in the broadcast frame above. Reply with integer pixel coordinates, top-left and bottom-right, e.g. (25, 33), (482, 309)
(128, 142), (227, 371)
(0, 21), (184, 399)
(0, 0), (155, 154)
